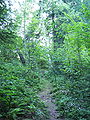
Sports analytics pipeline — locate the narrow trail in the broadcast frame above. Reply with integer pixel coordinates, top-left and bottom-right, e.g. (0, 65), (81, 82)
(39, 80), (64, 120)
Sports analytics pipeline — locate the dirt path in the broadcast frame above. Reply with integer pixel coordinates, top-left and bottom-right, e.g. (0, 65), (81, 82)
(39, 80), (64, 120)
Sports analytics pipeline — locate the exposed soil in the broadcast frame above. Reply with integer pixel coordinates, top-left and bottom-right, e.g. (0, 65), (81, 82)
(39, 80), (64, 120)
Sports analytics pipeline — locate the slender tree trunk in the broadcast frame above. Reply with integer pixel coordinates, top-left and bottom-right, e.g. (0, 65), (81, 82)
(23, 0), (26, 46)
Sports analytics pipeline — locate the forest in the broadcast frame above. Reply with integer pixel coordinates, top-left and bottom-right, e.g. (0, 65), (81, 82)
(0, 0), (90, 120)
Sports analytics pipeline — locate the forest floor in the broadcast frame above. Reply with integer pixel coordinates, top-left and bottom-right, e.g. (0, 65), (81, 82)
(39, 80), (64, 120)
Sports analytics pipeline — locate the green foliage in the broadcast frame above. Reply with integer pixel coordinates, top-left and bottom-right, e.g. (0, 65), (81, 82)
(0, 1), (48, 119)
(0, 0), (90, 119)
(0, 61), (47, 120)
(51, 16), (90, 120)
(48, 1), (90, 120)
(37, 58), (49, 69)
(51, 75), (90, 120)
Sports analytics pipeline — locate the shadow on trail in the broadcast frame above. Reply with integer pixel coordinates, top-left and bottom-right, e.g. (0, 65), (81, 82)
(39, 80), (64, 120)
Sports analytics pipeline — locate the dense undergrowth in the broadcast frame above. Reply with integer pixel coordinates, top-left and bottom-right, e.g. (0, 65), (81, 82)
(51, 70), (90, 120)
(0, 60), (48, 120)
